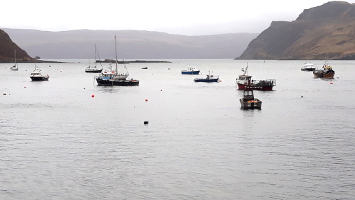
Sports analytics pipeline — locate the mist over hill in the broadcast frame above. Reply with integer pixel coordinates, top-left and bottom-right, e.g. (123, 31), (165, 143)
(2, 28), (258, 59)
(238, 1), (355, 60)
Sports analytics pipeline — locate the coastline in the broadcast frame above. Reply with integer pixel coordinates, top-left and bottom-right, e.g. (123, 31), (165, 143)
(96, 59), (172, 64)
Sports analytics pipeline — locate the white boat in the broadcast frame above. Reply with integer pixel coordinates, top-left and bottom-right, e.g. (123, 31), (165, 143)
(301, 62), (316, 71)
(85, 44), (103, 73)
(10, 50), (18, 71)
(30, 66), (49, 81)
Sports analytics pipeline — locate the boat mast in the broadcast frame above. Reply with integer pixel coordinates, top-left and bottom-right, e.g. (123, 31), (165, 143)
(94, 44), (97, 68)
(14, 50), (17, 67)
(115, 35), (118, 75)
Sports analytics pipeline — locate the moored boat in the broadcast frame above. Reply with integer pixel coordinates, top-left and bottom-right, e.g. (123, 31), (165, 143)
(194, 71), (219, 82)
(30, 66), (49, 81)
(240, 88), (262, 109)
(236, 66), (275, 91)
(10, 50), (18, 71)
(313, 63), (335, 78)
(95, 36), (139, 86)
(181, 67), (200, 75)
(85, 44), (103, 73)
(301, 62), (316, 71)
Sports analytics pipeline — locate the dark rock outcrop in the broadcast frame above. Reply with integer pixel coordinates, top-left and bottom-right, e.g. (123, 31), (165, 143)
(0, 29), (33, 62)
(238, 1), (355, 60)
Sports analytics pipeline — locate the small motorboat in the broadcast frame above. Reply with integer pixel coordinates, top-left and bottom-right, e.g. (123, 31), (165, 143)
(301, 62), (316, 71)
(85, 66), (102, 73)
(181, 67), (200, 75)
(30, 66), (49, 81)
(240, 88), (262, 109)
(313, 63), (335, 78)
(194, 71), (219, 82)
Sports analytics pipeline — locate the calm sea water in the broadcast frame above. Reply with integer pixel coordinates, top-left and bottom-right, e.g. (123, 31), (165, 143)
(1, 59), (354, 199)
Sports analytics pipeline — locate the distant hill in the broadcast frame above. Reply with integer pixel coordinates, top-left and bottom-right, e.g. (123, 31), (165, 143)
(238, 1), (355, 60)
(2, 29), (258, 59)
(0, 29), (33, 62)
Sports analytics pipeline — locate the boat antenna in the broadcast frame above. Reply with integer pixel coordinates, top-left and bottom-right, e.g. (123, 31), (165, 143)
(244, 62), (248, 75)
(115, 35), (118, 74)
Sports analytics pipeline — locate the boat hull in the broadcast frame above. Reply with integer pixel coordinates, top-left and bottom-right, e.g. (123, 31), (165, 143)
(85, 69), (103, 73)
(31, 76), (49, 81)
(181, 71), (200, 75)
(194, 78), (219, 82)
(237, 83), (273, 91)
(301, 68), (315, 71)
(240, 98), (262, 109)
(313, 71), (335, 78)
(96, 78), (139, 86)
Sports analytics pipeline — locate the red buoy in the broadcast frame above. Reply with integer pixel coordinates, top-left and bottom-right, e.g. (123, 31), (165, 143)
(92, 94), (95, 97)
(145, 99), (148, 101)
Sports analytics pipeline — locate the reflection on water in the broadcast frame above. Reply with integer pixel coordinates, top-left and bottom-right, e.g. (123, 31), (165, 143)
(0, 59), (354, 199)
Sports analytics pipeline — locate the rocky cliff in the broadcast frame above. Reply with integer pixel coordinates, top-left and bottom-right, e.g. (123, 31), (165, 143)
(238, 1), (355, 60)
(0, 29), (33, 62)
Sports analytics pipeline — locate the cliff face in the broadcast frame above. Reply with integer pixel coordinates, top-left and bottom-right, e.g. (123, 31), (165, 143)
(0, 29), (33, 62)
(238, 1), (355, 60)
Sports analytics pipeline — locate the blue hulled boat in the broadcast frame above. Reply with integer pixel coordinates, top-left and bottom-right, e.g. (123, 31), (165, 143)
(194, 71), (219, 82)
(181, 67), (200, 75)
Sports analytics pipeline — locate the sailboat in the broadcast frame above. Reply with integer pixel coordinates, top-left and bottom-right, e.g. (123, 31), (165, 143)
(95, 35), (139, 86)
(10, 50), (19, 71)
(85, 44), (103, 73)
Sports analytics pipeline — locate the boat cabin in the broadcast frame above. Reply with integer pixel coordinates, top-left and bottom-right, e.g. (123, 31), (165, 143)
(242, 89), (255, 101)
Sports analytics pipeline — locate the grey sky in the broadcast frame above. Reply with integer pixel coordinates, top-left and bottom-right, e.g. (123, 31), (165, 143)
(1, 0), (355, 35)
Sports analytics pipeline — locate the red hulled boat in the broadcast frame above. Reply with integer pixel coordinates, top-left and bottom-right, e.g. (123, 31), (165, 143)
(236, 66), (276, 91)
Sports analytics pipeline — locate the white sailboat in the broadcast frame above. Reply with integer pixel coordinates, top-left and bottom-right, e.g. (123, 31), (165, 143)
(10, 50), (19, 71)
(85, 44), (103, 73)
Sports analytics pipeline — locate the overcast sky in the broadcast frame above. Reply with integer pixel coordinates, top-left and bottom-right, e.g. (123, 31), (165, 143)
(1, 0), (355, 35)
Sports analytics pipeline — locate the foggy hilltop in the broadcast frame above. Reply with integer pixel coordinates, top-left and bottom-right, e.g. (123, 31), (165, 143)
(239, 1), (355, 60)
(1, 29), (258, 60)
(3, 1), (355, 61)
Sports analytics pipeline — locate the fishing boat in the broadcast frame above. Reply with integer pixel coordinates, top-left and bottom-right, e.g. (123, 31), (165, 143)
(194, 71), (219, 82)
(10, 50), (18, 71)
(240, 88), (262, 109)
(30, 66), (49, 81)
(236, 65), (275, 91)
(301, 62), (316, 71)
(313, 63), (335, 78)
(95, 36), (139, 86)
(181, 67), (200, 75)
(85, 44), (103, 73)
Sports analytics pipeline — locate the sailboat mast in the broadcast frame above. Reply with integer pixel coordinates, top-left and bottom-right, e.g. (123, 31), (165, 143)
(14, 50), (17, 66)
(115, 35), (118, 74)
